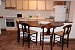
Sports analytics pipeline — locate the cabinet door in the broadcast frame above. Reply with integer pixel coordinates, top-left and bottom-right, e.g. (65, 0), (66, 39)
(23, 0), (28, 10)
(29, 1), (37, 10)
(11, 0), (16, 7)
(54, 1), (66, 5)
(16, 0), (22, 10)
(46, 1), (53, 10)
(38, 1), (45, 10)
(5, 0), (11, 7)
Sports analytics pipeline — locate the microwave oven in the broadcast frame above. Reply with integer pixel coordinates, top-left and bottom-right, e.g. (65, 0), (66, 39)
(17, 14), (22, 17)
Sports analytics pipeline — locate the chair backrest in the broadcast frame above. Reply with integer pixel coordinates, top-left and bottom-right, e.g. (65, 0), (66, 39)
(16, 21), (20, 32)
(41, 24), (55, 36)
(22, 23), (30, 34)
(63, 24), (72, 37)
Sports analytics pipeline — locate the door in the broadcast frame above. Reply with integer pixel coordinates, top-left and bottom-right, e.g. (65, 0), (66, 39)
(54, 5), (66, 21)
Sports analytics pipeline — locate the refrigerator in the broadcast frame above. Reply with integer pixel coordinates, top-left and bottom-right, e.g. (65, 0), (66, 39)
(54, 5), (66, 22)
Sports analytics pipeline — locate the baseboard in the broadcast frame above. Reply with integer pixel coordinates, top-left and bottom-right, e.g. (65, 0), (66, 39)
(64, 38), (75, 41)
(69, 38), (75, 41)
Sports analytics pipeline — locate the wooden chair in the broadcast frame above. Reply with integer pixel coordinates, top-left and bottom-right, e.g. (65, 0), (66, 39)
(16, 21), (24, 43)
(22, 23), (38, 48)
(40, 24), (55, 50)
(54, 24), (72, 50)
(16, 21), (22, 43)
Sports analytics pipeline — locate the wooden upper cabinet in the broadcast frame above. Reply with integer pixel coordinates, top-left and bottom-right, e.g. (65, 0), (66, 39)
(46, 1), (53, 11)
(5, 0), (54, 10)
(29, 1), (37, 10)
(5, 0), (16, 9)
(37, 1), (45, 10)
(54, 1), (66, 5)
(23, 0), (28, 10)
(5, 0), (11, 7)
(11, 0), (16, 7)
(16, 0), (22, 10)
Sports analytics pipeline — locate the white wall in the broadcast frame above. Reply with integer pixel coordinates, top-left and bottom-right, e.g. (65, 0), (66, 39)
(0, 18), (5, 29)
(69, 1), (75, 22)
(69, 5), (75, 39)
(66, 1), (70, 21)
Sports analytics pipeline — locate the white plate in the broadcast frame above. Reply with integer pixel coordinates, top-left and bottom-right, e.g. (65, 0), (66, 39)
(38, 21), (51, 24)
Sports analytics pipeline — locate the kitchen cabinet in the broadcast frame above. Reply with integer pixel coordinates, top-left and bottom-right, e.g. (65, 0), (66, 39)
(46, 1), (53, 10)
(5, 0), (11, 7)
(16, 0), (22, 10)
(23, 0), (28, 10)
(37, 1), (45, 10)
(54, 1), (66, 5)
(5, 0), (54, 11)
(11, 0), (16, 7)
(29, 1), (37, 10)
(5, 0), (16, 9)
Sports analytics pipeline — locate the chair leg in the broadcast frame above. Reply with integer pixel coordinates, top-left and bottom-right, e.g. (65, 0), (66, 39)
(62, 37), (64, 50)
(50, 36), (53, 50)
(36, 32), (37, 45)
(28, 41), (30, 48)
(60, 36), (62, 43)
(17, 36), (20, 43)
(40, 34), (41, 46)
(17, 32), (20, 43)
(22, 33), (24, 46)
(28, 37), (30, 48)
(53, 33), (55, 46)
(42, 40), (44, 50)
(67, 37), (69, 48)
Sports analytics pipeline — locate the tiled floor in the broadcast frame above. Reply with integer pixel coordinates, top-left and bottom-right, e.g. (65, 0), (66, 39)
(0, 30), (75, 50)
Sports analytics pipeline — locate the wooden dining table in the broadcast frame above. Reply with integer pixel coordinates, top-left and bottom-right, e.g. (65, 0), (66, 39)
(18, 21), (64, 42)
(19, 21), (64, 27)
